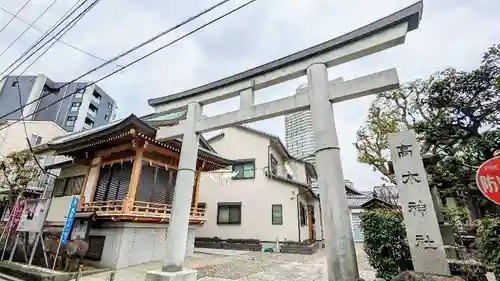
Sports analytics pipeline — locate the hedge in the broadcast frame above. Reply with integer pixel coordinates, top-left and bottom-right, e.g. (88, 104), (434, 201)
(478, 216), (500, 280)
(360, 208), (412, 280)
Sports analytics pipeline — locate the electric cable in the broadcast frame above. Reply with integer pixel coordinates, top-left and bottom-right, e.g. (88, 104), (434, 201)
(17, 0), (100, 77)
(54, 0), (233, 90)
(0, 0), (90, 81)
(14, 78), (57, 177)
(0, 0), (60, 60)
(0, 0), (32, 35)
(0, 4), (120, 67)
(0, 0), (253, 126)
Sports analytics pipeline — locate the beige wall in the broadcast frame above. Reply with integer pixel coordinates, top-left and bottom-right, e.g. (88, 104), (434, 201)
(0, 120), (67, 157)
(197, 127), (321, 242)
(46, 164), (88, 224)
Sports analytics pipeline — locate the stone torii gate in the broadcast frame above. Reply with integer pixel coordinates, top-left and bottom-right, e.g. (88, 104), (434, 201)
(145, 2), (423, 281)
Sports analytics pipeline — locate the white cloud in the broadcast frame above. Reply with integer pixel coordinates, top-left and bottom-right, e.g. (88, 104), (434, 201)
(0, 0), (499, 191)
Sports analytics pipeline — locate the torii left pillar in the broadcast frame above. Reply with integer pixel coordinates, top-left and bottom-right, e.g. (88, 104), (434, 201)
(145, 102), (201, 281)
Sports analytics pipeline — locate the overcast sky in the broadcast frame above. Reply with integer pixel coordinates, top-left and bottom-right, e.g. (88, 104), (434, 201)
(0, 0), (499, 191)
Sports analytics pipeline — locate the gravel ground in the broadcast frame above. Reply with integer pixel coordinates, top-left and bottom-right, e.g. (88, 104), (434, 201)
(196, 245), (377, 281)
(196, 251), (322, 280)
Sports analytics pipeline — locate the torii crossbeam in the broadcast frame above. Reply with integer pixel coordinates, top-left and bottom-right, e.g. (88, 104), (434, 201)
(144, 2), (423, 281)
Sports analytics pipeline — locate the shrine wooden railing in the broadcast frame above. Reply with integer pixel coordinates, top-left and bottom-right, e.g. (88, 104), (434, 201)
(80, 200), (206, 221)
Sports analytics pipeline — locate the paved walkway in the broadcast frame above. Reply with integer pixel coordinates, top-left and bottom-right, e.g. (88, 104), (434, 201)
(79, 244), (376, 281)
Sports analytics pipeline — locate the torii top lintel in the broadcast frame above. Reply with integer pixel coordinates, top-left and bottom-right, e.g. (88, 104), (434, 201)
(148, 1), (423, 113)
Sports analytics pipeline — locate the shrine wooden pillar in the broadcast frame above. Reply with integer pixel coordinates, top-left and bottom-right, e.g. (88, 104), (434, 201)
(123, 146), (144, 212)
(192, 170), (201, 213)
(78, 157), (101, 211)
(78, 165), (92, 210)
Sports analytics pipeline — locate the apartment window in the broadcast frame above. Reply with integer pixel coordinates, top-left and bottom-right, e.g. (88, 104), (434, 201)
(52, 175), (85, 197)
(74, 88), (85, 98)
(65, 116), (77, 127)
(272, 204), (283, 225)
(104, 114), (109, 121)
(217, 203), (241, 224)
(89, 104), (97, 114)
(270, 155), (278, 175)
(70, 102), (81, 112)
(232, 161), (255, 179)
(84, 117), (94, 127)
(28, 134), (42, 146)
(299, 203), (307, 226)
(108, 102), (113, 109)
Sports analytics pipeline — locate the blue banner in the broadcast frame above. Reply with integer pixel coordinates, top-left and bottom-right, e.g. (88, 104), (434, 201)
(61, 197), (79, 245)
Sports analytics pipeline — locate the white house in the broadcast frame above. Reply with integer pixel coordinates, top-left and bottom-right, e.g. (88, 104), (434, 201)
(0, 120), (67, 157)
(197, 126), (322, 246)
(196, 126), (394, 245)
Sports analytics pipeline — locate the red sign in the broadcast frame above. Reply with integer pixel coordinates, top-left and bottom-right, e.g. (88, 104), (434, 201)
(476, 157), (500, 205)
(7, 199), (26, 232)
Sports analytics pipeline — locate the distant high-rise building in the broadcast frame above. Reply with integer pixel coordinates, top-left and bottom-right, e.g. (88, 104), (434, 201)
(285, 110), (315, 164)
(285, 83), (318, 189)
(0, 74), (117, 132)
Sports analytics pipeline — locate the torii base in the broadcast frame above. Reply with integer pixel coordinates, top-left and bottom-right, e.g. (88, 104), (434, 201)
(145, 268), (197, 281)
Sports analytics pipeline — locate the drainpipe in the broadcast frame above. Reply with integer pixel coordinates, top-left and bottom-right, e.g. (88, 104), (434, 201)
(296, 191), (308, 243)
(318, 196), (324, 242)
(267, 144), (271, 175)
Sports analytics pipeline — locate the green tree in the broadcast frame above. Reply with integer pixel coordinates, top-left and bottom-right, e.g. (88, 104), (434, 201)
(0, 151), (41, 206)
(355, 44), (500, 216)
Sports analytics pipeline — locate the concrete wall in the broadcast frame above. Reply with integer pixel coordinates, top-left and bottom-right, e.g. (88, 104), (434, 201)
(0, 76), (36, 120)
(0, 120), (67, 157)
(90, 223), (196, 269)
(0, 75), (116, 133)
(197, 127), (321, 243)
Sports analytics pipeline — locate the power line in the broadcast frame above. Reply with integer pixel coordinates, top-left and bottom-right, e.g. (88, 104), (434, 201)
(0, 0), (60, 60)
(54, 0), (233, 90)
(15, 79), (56, 176)
(0, 0), (257, 131)
(0, 0), (32, 35)
(0, 0), (258, 133)
(0, 0), (98, 169)
(0, 0), (90, 81)
(17, 0), (101, 77)
(0, 3), (121, 67)
(0, 0), (239, 121)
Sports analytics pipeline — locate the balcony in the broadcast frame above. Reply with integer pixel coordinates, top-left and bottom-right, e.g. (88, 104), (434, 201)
(26, 172), (55, 193)
(91, 96), (100, 105)
(80, 200), (207, 222)
(88, 109), (97, 118)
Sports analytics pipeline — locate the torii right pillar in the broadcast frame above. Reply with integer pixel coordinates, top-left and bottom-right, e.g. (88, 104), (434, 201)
(308, 63), (359, 281)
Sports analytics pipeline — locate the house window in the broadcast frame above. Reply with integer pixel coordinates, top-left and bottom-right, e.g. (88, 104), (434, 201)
(52, 175), (85, 197)
(108, 102), (113, 109)
(272, 204), (283, 225)
(70, 102), (81, 112)
(28, 134), (42, 146)
(217, 203), (241, 224)
(270, 155), (278, 175)
(232, 161), (254, 179)
(104, 114), (109, 121)
(65, 116), (77, 127)
(11, 81), (18, 87)
(299, 203), (307, 226)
